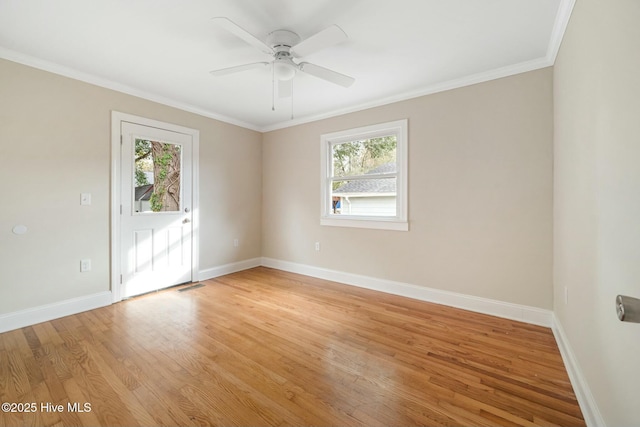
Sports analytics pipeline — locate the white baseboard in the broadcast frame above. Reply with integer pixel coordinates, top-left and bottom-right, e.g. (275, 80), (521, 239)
(199, 257), (262, 281)
(260, 257), (553, 327)
(0, 258), (551, 332)
(0, 291), (112, 334)
(0, 257), (262, 334)
(260, 258), (606, 424)
(552, 315), (605, 427)
(0, 258), (598, 425)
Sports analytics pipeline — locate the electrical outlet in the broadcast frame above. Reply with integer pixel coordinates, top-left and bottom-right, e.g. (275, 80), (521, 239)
(80, 193), (91, 206)
(315, 242), (320, 251)
(233, 238), (239, 247)
(80, 259), (92, 272)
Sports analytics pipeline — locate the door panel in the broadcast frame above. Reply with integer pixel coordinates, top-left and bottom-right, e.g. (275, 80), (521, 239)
(121, 122), (193, 298)
(133, 229), (153, 273)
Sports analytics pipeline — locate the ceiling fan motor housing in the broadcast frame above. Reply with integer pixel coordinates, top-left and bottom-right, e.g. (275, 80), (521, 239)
(267, 30), (301, 80)
(266, 30), (301, 51)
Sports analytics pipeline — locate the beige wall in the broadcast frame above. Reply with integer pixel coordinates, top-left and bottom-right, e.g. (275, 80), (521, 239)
(554, 0), (640, 424)
(263, 68), (553, 308)
(0, 59), (262, 314)
(0, 59), (554, 317)
(3, 4), (639, 419)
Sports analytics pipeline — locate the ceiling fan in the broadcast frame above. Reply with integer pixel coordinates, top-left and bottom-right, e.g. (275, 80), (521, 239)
(210, 17), (355, 98)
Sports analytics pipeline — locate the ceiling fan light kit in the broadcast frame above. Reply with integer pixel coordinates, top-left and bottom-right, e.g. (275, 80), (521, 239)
(210, 17), (355, 115)
(273, 60), (296, 81)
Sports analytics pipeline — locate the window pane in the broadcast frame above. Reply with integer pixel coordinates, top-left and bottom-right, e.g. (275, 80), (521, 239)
(332, 135), (397, 178)
(133, 139), (182, 213)
(331, 178), (397, 216)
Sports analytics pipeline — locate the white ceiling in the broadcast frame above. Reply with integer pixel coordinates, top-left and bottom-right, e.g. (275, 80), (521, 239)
(0, 0), (573, 131)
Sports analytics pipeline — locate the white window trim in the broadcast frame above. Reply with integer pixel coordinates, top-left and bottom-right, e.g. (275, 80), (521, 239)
(320, 119), (408, 231)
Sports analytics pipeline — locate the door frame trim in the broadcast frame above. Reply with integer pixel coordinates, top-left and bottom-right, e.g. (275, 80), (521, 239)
(110, 111), (200, 302)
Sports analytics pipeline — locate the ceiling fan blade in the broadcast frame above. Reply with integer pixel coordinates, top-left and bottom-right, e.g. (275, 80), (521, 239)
(278, 79), (292, 98)
(210, 62), (269, 76)
(212, 17), (272, 55)
(298, 62), (355, 88)
(290, 25), (347, 57)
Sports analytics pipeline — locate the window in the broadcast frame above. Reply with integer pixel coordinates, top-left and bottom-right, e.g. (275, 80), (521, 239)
(321, 119), (408, 231)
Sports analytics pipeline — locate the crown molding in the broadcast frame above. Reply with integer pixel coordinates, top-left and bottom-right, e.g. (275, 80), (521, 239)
(260, 57), (553, 132)
(0, 47), (261, 132)
(0, 0), (575, 133)
(546, 0), (577, 63)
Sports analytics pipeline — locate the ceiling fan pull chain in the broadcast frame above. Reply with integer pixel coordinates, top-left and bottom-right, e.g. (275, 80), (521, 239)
(271, 64), (276, 111)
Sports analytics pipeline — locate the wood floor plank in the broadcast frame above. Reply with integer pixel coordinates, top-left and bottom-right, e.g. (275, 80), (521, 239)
(0, 267), (585, 426)
(62, 377), (103, 427)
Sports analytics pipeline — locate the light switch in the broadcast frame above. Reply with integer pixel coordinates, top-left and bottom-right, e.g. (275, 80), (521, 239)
(80, 193), (92, 206)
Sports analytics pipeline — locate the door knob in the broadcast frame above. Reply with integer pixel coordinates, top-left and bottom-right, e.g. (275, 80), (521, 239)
(616, 295), (640, 323)
(182, 218), (191, 224)
(184, 207), (190, 213)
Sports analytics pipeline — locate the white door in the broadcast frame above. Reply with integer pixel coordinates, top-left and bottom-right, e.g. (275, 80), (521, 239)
(120, 122), (193, 298)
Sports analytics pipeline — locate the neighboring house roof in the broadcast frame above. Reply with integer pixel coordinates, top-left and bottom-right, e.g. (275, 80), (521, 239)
(135, 184), (154, 201)
(334, 162), (396, 195)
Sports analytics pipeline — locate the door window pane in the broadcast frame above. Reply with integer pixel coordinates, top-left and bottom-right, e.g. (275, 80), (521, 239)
(134, 139), (182, 213)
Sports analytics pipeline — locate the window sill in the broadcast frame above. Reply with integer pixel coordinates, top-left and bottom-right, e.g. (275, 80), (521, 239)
(321, 217), (409, 231)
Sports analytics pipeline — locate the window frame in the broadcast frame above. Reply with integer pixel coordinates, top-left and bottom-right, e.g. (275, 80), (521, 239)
(320, 119), (408, 231)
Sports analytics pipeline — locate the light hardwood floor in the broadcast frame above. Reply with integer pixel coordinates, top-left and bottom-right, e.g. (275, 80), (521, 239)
(0, 267), (584, 426)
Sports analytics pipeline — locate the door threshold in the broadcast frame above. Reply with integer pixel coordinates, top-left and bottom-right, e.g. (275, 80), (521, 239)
(177, 283), (204, 292)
